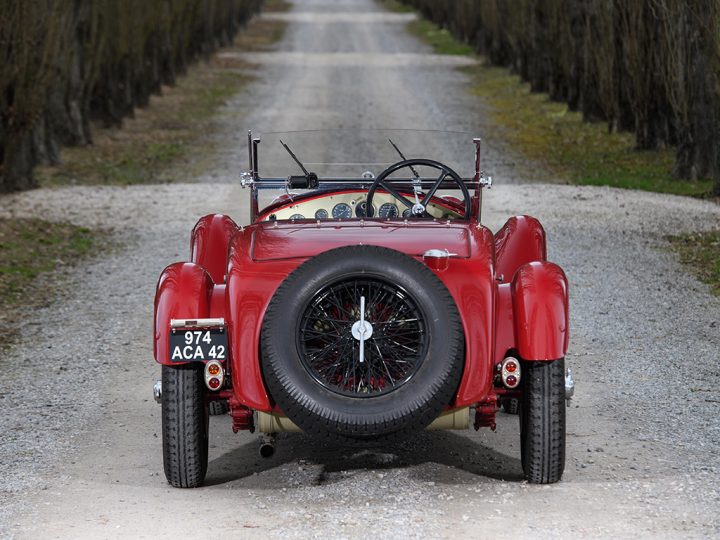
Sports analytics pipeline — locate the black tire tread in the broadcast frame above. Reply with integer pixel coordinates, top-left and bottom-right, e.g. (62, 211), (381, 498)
(209, 400), (228, 416)
(521, 358), (566, 484)
(162, 365), (208, 488)
(503, 397), (519, 415)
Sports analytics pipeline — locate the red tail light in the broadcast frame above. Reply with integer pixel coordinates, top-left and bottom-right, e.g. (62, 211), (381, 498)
(501, 357), (521, 388)
(204, 360), (224, 391)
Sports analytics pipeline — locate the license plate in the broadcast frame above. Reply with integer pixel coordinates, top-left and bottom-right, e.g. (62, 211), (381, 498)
(169, 329), (228, 363)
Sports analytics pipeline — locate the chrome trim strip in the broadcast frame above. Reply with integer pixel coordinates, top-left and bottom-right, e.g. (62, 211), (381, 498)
(170, 317), (225, 329)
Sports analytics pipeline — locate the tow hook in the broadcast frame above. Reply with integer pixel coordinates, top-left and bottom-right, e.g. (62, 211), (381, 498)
(153, 380), (162, 404)
(259, 433), (276, 458)
(565, 368), (575, 405)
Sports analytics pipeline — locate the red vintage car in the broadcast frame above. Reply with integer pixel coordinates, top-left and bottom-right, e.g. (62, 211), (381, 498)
(152, 130), (572, 488)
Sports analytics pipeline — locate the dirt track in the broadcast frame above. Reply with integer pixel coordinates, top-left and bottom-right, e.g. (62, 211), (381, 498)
(1, 1), (719, 538)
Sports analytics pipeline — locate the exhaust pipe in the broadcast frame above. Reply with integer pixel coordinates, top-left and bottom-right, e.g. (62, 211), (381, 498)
(259, 434), (276, 458)
(565, 368), (575, 403)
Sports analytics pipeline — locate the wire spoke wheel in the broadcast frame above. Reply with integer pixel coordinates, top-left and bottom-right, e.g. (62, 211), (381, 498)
(298, 277), (427, 397)
(261, 245), (464, 441)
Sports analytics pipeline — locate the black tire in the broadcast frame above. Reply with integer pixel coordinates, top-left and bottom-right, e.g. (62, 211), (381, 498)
(209, 400), (228, 416)
(502, 397), (519, 415)
(261, 245), (464, 442)
(520, 358), (566, 484)
(162, 364), (208, 488)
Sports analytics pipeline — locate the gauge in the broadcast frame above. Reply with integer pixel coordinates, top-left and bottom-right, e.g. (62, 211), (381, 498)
(378, 203), (399, 218)
(402, 208), (413, 218)
(289, 213), (305, 220)
(355, 201), (374, 218)
(315, 209), (329, 219)
(332, 203), (352, 219)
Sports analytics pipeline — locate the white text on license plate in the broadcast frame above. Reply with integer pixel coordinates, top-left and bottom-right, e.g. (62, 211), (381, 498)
(169, 329), (227, 362)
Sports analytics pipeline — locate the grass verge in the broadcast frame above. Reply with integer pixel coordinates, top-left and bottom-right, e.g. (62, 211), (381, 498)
(236, 0), (291, 51)
(379, 0), (473, 55)
(668, 231), (720, 295)
(37, 1), (289, 186)
(0, 219), (106, 346)
(469, 67), (713, 196)
(407, 19), (473, 56)
(0, 219), (94, 301)
(398, 3), (714, 197)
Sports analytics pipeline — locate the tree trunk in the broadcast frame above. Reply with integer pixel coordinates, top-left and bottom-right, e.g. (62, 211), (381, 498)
(0, 133), (39, 193)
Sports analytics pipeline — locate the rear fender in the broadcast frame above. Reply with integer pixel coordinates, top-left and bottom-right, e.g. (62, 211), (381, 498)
(494, 216), (546, 281)
(511, 261), (569, 361)
(154, 262), (218, 365)
(190, 214), (240, 284)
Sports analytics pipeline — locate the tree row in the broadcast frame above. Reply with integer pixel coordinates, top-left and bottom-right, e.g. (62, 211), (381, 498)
(401, 0), (720, 193)
(0, 0), (262, 192)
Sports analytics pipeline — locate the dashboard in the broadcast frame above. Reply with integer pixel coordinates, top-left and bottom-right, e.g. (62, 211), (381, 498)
(261, 191), (462, 221)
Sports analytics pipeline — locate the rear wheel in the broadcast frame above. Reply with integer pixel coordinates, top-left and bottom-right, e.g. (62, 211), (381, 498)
(162, 364), (208, 488)
(520, 358), (566, 484)
(209, 401), (228, 415)
(502, 397), (519, 415)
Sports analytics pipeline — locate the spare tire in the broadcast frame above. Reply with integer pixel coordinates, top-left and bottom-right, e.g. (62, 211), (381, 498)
(261, 245), (464, 442)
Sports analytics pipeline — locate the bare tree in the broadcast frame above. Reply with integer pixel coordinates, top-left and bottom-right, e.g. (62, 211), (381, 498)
(400, 0), (720, 193)
(0, 0), (262, 193)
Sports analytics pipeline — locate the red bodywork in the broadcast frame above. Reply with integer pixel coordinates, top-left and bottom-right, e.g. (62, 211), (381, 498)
(154, 203), (569, 427)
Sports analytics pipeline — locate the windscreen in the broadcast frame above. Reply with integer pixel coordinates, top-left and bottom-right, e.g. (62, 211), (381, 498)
(250, 129), (480, 180)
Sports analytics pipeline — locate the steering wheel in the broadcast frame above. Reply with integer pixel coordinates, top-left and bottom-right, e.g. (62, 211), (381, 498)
(367, 159), (472, 219)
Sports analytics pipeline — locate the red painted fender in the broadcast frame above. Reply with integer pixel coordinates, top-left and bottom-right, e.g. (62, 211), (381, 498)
(511, 261), (569, 361)
(494, 216), (547, 282)
(153, 262), (215, 365)
(190, 214), (240, 284)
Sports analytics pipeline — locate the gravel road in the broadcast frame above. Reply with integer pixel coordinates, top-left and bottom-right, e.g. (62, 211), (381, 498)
(1, 0), (719, 538)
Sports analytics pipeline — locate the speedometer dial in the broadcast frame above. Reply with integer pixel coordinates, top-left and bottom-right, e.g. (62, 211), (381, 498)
(332, 203), (352, 219)
(378, 203), (399, 218)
